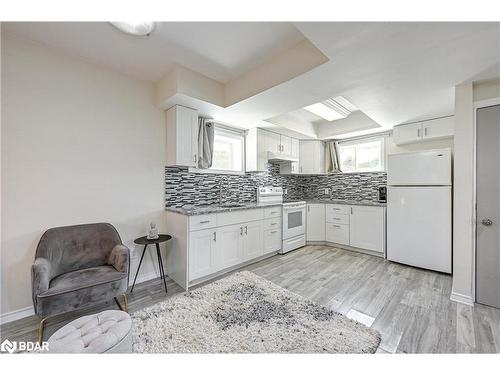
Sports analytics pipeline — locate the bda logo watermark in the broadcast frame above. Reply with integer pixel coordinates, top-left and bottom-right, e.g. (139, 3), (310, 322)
(1, 339), (49, 353)
(1, 339), (16, 353)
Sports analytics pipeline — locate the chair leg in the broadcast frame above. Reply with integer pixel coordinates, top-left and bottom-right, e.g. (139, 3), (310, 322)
(114, 293), (128, 312)
(38, 316), (48, 344)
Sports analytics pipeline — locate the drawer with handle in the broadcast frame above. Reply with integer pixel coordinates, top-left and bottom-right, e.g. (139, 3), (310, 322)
(263, 217), (281, 231)
(189, 214), (217, 231)
(326, 223), (349, 246)
(326, 212), (349, 225)
(264, 206), (281, 219)
(264, 228), (281, 253)
(326, 204), (350, 215)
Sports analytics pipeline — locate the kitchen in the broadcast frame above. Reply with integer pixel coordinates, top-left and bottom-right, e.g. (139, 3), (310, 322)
(163, 104), (454, 290)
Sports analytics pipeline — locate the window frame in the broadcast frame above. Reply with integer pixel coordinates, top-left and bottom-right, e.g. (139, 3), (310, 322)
(337, 135), (386, 173)
(189, 125), (246, 175)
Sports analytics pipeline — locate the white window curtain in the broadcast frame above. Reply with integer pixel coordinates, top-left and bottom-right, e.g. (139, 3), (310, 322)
(325, 140), (342, 173)
(197, 118), (215, 169)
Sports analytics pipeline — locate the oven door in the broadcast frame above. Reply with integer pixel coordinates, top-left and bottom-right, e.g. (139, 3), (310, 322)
(283, 205), (306, 239)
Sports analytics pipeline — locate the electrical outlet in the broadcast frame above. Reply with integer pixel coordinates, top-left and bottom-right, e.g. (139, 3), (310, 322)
(324, 188), (330, 195)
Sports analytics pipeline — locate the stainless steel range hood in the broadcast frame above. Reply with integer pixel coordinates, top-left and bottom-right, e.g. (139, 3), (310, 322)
(267, 151), (299, 163)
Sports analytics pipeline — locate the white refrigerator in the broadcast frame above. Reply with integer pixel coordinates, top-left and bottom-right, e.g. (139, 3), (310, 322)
(387, 149), (452, 273)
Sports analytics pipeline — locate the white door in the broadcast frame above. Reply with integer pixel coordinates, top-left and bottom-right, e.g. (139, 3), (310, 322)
(242, 221), (264, 261)
(349, 206), (385, 253)
(280, 135), (292, 155)
(392, 122), (422, 145)
(215, 224), (243, 270)
(476, 105), (500, 308)
(177, 105), (198, 167)
(422, 117), (454, 141)
(387, 186), (451, 273)
(387, 149), (451, 186)
(189, 229), (216, 280)
(306, 204), (325, 241)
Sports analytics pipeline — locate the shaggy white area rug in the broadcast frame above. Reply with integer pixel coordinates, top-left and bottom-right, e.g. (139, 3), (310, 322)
(132, 271), (381, 353)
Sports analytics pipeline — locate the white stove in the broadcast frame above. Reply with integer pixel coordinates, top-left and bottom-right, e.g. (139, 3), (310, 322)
(257, 187), (306, 254)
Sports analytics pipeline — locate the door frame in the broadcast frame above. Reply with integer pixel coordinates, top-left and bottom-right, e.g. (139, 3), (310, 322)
(472, 97), (500, 303)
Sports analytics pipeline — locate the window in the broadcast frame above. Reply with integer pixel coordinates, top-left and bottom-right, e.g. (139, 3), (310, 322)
(338, 137), (385, 173)
(209, 127), (245, 173)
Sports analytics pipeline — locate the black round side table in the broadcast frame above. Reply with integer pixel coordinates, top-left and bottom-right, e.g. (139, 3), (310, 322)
(131, 234), (172, 294)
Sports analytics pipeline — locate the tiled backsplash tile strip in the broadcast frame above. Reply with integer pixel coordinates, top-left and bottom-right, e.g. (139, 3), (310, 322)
(165, 164), (386, 208)
(300, 172), (387, 201)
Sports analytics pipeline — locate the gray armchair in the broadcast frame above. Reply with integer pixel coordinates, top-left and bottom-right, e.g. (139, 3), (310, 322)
(32, 223), (130, 342)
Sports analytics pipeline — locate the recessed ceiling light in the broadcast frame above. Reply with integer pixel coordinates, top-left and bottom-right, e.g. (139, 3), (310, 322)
(304, 96), (355, 122)
(110, 22), (155, 36)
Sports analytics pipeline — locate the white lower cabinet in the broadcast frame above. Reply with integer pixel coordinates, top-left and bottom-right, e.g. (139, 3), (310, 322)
(215, 223), (244, 269)
(349, 206), (385, 254)
(323, 204), (386, 255)
(188, 209), (280, 283)
(306, 204), (326, 241)
(242, 220), (264, 261)
(326, 223), (350, 246)
(188, 228), (216, 280)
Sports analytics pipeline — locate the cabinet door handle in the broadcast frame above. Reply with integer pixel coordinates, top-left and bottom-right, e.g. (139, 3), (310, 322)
(199, 220), (210, 224)
(213, 231), (217, 242)
(350, 207), (353, 214)
(270, 222), (277, 226)
(308, 205), (310, 212)
(424, 127), (428, 137)
(270, 230), (278, 234)
(193, 154), (197, 163)
(245, 226), (248, 235)
(417, 128), (420, 138)
(333, 225), (341, 228)
(240, 227), (243, 236)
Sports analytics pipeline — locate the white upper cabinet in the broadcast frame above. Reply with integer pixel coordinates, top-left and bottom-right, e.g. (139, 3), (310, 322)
(265, 131), (282, 154)
(393, 116), (454, 145)
(246, 128), (300, 172)
(166, 105), (198, 167)
(280, 135), (293, 155)
(299, 140), (325, 174)
(290, 138), (299, 158)
(392, 122), (423, 145)
(422, 116), (454, 141)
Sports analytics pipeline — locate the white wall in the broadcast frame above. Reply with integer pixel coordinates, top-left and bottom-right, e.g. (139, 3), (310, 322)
(1, 34), (167, 320)
(451, 82), (475, 305)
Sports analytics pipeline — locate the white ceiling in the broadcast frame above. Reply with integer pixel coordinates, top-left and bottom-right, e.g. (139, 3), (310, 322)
(2, 22), (304, 82)
(3, 22), (500, 138)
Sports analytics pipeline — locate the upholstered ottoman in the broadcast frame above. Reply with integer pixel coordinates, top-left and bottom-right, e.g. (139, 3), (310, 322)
(47, 310), (132, 353)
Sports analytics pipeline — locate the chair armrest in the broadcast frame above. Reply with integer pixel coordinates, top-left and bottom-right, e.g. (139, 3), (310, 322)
(108, 244), (130, 274)
(32, 257), (51, 301)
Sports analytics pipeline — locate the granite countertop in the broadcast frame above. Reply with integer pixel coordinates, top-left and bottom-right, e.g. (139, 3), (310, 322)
(165, 202), (283, 216)
(166, 199), (385, 216)
(304, 199), (387, 207)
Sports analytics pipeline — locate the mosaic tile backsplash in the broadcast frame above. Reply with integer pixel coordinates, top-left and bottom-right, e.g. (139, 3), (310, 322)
(165, 164), (387, 208)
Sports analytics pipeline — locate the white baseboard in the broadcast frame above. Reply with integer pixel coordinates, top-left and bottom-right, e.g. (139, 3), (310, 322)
(450, 291), (474, 306)
(0, 270), (162, 325)
(0, 306), (35, 325)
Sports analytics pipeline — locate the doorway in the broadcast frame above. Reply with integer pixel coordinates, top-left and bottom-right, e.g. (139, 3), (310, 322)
(476, 104), (500, 308)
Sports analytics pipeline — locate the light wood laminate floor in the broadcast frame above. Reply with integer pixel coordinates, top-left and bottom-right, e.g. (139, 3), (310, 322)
(2, 245), (499, 353)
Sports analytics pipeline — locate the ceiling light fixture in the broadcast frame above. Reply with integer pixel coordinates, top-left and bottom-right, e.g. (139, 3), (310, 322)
(110, 22), (155, 36)
(304, 96), (354, 122)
